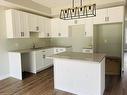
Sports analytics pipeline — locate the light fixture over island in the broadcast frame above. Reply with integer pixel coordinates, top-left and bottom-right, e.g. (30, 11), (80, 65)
(53, 52), (105, 95)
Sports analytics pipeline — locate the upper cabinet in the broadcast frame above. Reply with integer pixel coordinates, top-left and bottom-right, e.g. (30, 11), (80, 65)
(6, 9), (29, 38)
(51, 18), (69, 37)
(38, 17), (51, 38)
(28, 14), (39, 32)
(93, 6), (124, 24)
(84, 18), (93, 37)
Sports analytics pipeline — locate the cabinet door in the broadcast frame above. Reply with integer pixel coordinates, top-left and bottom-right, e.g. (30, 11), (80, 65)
(59, 20), (69, 37)
(85, 18), (93, 37)
(108, 6), (124, 23)
(45, 49), (53, 66)
(51, 18), (60, 37)
(13, 10), (21, 38)
(38, 16), (45, 38)
(28, 14), (38, 32)
(35, 51), (45, 71)
(20, 12), (29, 38)
(45, 18), (51, 38)
(93, 9), (107, 24)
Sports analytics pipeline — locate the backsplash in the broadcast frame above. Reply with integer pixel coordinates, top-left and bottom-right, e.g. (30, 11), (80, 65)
(6, 38), (51, 51)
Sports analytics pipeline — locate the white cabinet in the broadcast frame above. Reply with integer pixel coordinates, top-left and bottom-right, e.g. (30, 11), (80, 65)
(51, 18), (69, 37)
(28, 14), (51, 38)
(6, 9), (29, 38)
(44, 18), (52, 38)
(93, 9), (107, 24)
(34, 50), (45, 72)
(20, 12), (29, 38)
(107, 6), (124, 23)
(28, 14), (39, 32)
(82, 49), (93, 53)
(84, 18), (93, 37)
(28, 49), (53, 74)
(94, 6), (124, 24)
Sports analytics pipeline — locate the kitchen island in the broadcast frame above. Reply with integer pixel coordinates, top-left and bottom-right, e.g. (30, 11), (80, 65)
(53, 52), (105, 95)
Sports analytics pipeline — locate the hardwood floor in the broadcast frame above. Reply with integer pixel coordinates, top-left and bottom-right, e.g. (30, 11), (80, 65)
(0, 67), (124, 95)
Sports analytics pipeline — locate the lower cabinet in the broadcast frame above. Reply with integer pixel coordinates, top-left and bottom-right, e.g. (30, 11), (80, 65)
(28, 49), (54, 74)
(105, 56), (121, 75)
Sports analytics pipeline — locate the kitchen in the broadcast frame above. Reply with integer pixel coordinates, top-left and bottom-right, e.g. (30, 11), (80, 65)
(0, 0), (126, 95)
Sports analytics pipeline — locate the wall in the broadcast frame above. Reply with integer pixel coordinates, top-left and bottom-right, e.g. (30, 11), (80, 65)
(51, 25), (92, 52)
(0, 8), (51, 80)
(94, 23), (122, 57)
(0, 8), (9, 80)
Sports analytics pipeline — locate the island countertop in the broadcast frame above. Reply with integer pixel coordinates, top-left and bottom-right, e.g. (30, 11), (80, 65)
(53, 52), (105, 63)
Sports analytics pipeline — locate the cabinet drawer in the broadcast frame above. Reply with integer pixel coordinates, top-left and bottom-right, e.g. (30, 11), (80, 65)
(54, 48), (66, 54)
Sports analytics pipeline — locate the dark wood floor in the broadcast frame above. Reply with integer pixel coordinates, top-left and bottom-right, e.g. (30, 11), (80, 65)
(0, 67), (126, 95)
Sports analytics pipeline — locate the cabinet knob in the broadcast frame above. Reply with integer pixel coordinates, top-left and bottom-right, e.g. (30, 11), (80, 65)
(21, 32), (24, 37)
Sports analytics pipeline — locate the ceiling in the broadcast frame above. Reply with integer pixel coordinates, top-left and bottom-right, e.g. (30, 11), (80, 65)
(32, 0), (95, 8)
(32, 0), (125, 9)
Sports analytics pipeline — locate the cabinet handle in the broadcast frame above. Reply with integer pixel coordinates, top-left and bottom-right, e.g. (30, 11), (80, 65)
(43, 55), (46, 59)
(58, 33), (61, 36)
(107, 17), (109, 21)
(47, 33), (50, 37)
(23, 32), (24, 36)
(85, 32), (86, 36)
(105, 17), (109, 22)
(21, 32), (22, 37)
(56, 49), (58, 52)
(36, 26), (39, 31)
(21, 32), (24, 37)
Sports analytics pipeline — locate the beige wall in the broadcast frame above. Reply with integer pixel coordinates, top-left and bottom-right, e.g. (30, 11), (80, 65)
(51, 25), (92, 52)
(0, 8), (51, 78)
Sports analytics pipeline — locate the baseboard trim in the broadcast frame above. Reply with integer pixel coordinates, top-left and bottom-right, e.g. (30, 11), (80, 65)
(0, 74), (9, 80)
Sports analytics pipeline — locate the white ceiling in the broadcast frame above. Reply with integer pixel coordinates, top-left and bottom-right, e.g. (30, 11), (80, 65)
(32, 0), (95, 8)
(32, 0), (125, 8)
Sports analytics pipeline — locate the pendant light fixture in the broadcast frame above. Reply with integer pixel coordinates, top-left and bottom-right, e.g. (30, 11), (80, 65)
(60, 0), (96, 20)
